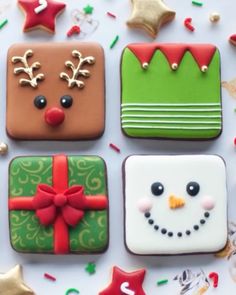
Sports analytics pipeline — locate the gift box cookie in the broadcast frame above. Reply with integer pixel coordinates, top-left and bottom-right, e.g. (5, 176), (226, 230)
(121, 43), (222, 139)
(9, 155), (108, 254)
(7, 42), (105, 140)
(123, 155), (227, 255)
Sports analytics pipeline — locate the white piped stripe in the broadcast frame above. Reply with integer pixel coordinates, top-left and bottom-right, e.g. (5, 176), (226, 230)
(122, 119), (221, 124)
(122, 125), (221, 130)
(122, 107), (221, 112)
(121, 103), (221, 107)
(121, 114), (221, 118)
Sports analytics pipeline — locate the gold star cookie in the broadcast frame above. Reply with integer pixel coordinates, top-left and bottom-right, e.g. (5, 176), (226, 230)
(127, 0), (176, 38)
(0, 265), (34, 295)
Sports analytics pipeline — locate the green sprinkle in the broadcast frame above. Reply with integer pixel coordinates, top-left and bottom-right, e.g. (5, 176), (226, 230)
(0, 19), (8, 30)
(85, 262), (96, 275)
(110, 35), (119, 49)
(157, 279), (168, 286)
(65, 288), (80, 295)
(192, 1), (203, 6)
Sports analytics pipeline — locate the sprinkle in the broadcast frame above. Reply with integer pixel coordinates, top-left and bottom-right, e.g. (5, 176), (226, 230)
(209, 12), (220, 23)
(44, 273), (56, 281)
(85, 262), (96, 275)
(229, 34), (236, 47)
(184, 17), (195, 32)
(157, 279), (168, 286)
(192, 1), (203, 6)
(67, 25), (81, 37)
(107, 12), (116, 18)
(110, 35), (119, 49)
(234, 137), (236, 146)
(83, 4), (94, 15)
(109, 143), (121, 153)
(0, 19), (8, 30)
(65, 288), (80, 295)
(208, 272), (219, 288)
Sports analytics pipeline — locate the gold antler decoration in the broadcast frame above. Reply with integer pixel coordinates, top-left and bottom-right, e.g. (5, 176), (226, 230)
(60, 50), (95, 89)
(12, 49), (44, 88)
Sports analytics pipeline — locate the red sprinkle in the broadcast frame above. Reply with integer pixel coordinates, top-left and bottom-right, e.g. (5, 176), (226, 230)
(107, 12), (116, 18)
(208, 272), (219, 288)
(234, 137), (236, 146)
(67, 25), (81, 37)
(44, 273), (56, 281)
(109, 143), (120, 153)
(184, 18), (195, 32)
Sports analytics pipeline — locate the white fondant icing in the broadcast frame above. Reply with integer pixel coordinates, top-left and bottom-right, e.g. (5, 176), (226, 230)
(124, 155), (227, 255)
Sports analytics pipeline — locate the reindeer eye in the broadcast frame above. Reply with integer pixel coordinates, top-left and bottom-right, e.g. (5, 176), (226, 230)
(34, 95), (47, 109)
(60, 95), (73, 108)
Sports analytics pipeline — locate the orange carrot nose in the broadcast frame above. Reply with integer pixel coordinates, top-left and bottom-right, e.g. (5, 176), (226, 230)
(169, 195), (185, 209)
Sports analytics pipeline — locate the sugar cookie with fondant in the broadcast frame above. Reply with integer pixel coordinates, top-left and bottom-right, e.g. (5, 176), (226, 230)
(7, 42), (105, 140)
(123, 155), (227, 255)
(8, 154), (109, 254)
(121, 43), (222, 140)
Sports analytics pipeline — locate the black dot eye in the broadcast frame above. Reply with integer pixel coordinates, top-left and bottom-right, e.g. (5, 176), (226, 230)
(186, 182), (200, 196)
(60, 95), (73, 108)
(151, 182), (164, 196)
(34, 95), (47, 109)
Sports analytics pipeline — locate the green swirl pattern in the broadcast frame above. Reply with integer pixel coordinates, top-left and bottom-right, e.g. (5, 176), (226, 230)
(9, 156), (108, 254)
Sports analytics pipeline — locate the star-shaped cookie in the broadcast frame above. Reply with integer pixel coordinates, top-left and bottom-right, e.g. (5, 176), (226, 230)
(0, 265), (34, 295)
(127, 0), (176, 38)
(99, 266), (146, 295)
(18, 0), (66, 33)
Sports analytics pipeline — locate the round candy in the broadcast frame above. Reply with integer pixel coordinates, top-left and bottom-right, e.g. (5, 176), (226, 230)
(0, 142), (8, 155)
(151, 182), (164, 196)
(137, 198), (153, 213)
(209, 12), (220, 23)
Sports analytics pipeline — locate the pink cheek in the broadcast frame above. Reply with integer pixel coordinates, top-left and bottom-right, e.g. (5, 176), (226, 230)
(201, 196), (215, 210)
(137, 198), (153, 213)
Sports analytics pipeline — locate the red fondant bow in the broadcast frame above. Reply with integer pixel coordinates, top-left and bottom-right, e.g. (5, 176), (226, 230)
(32, 184), (87, 227)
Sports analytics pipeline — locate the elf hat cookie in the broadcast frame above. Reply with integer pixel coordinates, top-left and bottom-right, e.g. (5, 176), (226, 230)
(9, 154), (109, 254)
(123, 155), (227, 255)
(121, 43), (222, 140)
(18, 0), (66, 33)
(7, 42), (105, 140)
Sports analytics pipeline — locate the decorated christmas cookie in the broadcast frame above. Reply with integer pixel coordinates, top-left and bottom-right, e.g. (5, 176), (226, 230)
(7, 42), (105, 140)
(121, 43), (222, 140)
(9, 155), (109, 254)
(18, 0), (66, 33)
(127, 0), (176, 38)
(123, 155), (227, 255)
(0, 265), (34, 295)
(99, 266), (146, 295)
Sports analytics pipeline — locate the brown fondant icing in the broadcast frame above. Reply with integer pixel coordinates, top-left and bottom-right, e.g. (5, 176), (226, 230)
(7, 42), (105, 140)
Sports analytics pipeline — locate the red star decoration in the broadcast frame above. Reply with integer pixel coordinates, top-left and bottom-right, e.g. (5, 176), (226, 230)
(18, 0), (66, 33)
(99, 266), (146, 295)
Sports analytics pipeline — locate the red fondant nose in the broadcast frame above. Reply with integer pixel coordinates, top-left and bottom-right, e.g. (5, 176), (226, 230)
(45, 108), (65, 126)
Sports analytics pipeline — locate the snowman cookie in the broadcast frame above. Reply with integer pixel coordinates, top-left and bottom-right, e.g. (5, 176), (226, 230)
(123, 155), (227, 255)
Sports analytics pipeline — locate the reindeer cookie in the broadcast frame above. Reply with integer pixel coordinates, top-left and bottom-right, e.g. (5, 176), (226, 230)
(6, 42), (105, 140)
(123, 155), (227, 255)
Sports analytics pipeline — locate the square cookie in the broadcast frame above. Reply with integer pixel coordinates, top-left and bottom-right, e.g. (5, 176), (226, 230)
(121, 43), (222, 139)
(7, 42), (105, 140)
(123, 155), (227, 255)
(9, 155), (109, 254)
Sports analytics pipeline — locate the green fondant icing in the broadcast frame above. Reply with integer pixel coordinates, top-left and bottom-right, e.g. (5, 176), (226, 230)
(9, 156), (108, 254)
(121, 47), (222, 139)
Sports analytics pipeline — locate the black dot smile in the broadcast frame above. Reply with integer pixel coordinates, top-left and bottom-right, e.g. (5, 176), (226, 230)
(144, 211), (210, 238)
